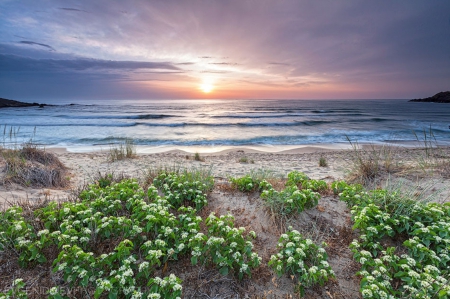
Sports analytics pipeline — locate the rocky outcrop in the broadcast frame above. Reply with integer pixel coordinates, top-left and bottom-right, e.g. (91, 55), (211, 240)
(409, 91), (450, 103)
(0, 97), (47, 108)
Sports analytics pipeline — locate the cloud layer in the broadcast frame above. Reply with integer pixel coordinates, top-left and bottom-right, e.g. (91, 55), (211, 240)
(0, 0), (449, 100)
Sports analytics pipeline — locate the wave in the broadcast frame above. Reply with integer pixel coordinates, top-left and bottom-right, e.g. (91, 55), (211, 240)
(211, 113), (305, 119)
(55, 114), (176, 120)
(15, 123), (137, 127)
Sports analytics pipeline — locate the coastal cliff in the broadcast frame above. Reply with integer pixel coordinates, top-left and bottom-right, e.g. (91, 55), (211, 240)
(0, 97), (47, 108)
(409, 91), (450, 103)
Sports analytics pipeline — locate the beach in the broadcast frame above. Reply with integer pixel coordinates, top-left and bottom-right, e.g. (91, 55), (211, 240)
(1, 143), (449, 298)
(1, 144), (449, 206)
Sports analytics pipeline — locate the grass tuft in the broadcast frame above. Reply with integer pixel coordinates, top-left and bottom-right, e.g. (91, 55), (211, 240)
(1, 142), (68, 188)
(318, 155), (327, 167)
(108, 138), (135, 162)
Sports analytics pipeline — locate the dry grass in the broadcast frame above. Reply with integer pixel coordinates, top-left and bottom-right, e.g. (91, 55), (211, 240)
(319, 155), (327, 167)
(345, 137), (405, 186)
(1, 143), (68, 188)
(108, 138), (135, 162)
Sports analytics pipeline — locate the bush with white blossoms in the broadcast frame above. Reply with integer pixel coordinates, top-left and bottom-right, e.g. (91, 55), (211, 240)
(285, 171), (309, 187)
(341, 183), (450, 299)
(261, 183), (321, 215)
(0, 279), (28, 299)
(147, 274), (182, 299)
(189, 213), (261, 280)
(153, 172), (212, 210)
(0, 206), (49, 267)
(268, 227), (334, 296)
(229, 174), (260, 192)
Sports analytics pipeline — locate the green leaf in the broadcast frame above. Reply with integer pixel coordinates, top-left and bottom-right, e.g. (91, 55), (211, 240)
(94, 288), (104, 299)
(191, 256), (197, 265)
(219, 266), (229, 276)
(108, 290), (118, 299)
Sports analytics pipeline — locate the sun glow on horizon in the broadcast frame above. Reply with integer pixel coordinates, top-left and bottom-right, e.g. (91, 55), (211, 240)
(200, 78), (215, 93)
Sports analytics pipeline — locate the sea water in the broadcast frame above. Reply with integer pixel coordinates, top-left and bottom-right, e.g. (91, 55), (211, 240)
(1, 99), (449, 151)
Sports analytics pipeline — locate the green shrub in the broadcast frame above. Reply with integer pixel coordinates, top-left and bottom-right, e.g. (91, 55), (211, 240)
(341, 182), (450, 299)
(269, 227), (334, 296)
(153, 172), (212, 210)
(286, 171), (309, 187)
(319, 156), (327, 167)
(230, 175), (258, 192)
(261, 183), (320, 215)
(188, 213), (261, 280)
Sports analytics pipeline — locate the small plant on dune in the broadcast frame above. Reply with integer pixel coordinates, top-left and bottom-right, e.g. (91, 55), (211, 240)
(238, 156), (248, 163)
(230, 174), (258, 192)
(108, 138), (135, 162)
(319, 155), (328, 167)
(0, 278), (28, 299)
(239, 156), (254, 163)
(286, 170), (310, 187)
(269, 227), (334, 297)
(153, 170), (213, 210)
(261, 183), (321, 216)
(188, 213), (261, 280)
(413, 127), (450, 177)
(194, 152), (203, 161)
(339, 182), (450, 299)
(1, 140), (68, 188)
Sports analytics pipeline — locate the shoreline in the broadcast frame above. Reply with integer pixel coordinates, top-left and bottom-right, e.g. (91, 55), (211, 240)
(2, 143), (449, 206)
(44, 140), (449, 155)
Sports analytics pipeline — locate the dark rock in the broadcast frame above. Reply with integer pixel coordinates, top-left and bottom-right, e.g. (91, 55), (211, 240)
(0, 97), (47, 108)
(409, 91), (450, 103)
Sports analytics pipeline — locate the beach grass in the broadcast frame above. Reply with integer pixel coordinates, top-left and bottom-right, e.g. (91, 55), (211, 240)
(0, 139), (68, 188)
(108, 138), (135, 162)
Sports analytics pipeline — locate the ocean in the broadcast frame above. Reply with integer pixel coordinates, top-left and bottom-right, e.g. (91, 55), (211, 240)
(1, 99), (449, 152)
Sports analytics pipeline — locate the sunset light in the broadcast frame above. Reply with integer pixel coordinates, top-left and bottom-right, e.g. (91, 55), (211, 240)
(200, 79), (214, 93)
(1, 3), (450, 298)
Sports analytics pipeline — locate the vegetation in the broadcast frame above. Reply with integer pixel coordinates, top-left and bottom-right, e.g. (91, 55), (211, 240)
(269, 227), (334, 296)
(340, 184), (450, 299)
(319, 155), (327, 167)
(193, 152), (202, 161)
(108, 138), (135, 162)
(1, 158), (449, 298)
(238, 156), (254, 164)
(0, 129), (68, 188)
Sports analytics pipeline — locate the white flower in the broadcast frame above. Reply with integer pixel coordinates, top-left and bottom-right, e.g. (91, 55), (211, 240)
(49, 287), (59, 296)
(37, 229), (49, 236)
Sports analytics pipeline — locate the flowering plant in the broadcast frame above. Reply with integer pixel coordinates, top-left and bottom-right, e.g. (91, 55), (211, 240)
(268, 227), (334, 296)
(189, 213), (261, 280)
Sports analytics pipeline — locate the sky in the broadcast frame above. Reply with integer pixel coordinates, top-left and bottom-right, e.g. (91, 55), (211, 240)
(0, 0), (450, 101)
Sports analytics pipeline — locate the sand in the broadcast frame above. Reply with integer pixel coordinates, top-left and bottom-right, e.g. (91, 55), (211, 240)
(0, 145), (449, 297)
(0, 145), (449, 206)
(0, 146), (352, 206)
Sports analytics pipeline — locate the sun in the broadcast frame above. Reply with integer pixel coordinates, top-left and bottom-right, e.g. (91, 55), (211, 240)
(200, 82), (214, 93)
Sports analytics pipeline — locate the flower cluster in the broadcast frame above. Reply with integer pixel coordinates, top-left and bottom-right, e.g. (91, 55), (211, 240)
(260, 183), (321, 215)
(153, 172), (212, 210)
(0, 278), (28, 299)
(188, 213), (261, 280)
(268, 227), (334, 296)
(229, 175), (259, 192)
(341, 183), (450, 299)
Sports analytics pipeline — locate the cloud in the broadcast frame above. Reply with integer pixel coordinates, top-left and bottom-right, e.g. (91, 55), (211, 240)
(268, 62), (290, 66)
(0, 54), (180, 72)
(58, 7), (87, 13)
(18, 41), (55, 51)
(208, 62), (238, 66)
(1, 0), (450, 99)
